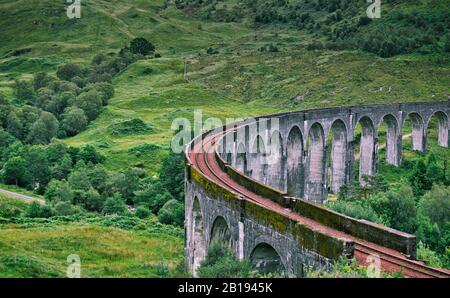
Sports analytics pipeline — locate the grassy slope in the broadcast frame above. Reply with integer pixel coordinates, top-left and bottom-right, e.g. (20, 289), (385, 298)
(0, 194), (184, 278)
(0, 224), (183, 277)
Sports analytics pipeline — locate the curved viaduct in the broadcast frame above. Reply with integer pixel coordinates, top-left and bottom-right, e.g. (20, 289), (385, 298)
(184, 101), (450, 278)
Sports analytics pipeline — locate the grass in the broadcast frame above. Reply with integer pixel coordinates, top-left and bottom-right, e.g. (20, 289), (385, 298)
(0, 223), (183, 277)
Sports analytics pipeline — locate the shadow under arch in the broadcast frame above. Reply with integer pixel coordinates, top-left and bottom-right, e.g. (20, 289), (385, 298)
(378, 114), (400, 166)
(286, 126), (304, 198)
(192, 197), (206, 274)
(426, 111), (449, 148)
(403, 112), (425, 152)
(235, 142), (247, 173)
(329, 119), (347, 194)
(250, 135), (268, 183)
(250, 242), (286, 276)
(210, 216), (232, 247)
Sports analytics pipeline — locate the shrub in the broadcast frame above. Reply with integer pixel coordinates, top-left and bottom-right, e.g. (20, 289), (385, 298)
(61, 107), (88, 137)
(56, 63), (82, 81)
(158, 199), (184, 226)
(197, 242), (252, 278)
(102, 193), (128, 215)
(130, 37), (155, 56)
(25, 202), (54, 218)
(326, 200), (382, 224)
(136, 205), (151, 219)
(418, 185), (450, 229)
(107, 118), (153, 136)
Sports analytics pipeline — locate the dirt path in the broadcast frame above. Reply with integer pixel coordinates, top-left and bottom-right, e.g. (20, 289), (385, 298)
(0, 188), (45, 205)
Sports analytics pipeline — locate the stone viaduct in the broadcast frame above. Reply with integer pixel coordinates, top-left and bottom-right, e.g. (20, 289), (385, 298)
(184, 101), (450, 277)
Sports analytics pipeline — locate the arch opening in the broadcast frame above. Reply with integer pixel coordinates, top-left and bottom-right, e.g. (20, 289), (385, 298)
(192, 198), (206, 274)
(286, 126), (304, 198)
(236, 143), (247, 173)
(210, 216), (232, 247)
(378, 114), (400, 166)
(403, 113), (425, 152)
(250, 135), (268, 183)
(328, 120), (347, 194)
(306, 123), (326, 203)
(250, 243), (286, 276)
(427, 111), (449, 149)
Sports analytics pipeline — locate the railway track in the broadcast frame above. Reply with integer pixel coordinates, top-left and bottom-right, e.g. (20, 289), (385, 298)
(188, 129), (450, 278)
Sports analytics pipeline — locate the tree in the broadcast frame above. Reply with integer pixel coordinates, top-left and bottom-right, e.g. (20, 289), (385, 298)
(33, 72), (53, 90)
(26, 146), (51, 193)
(130, 37), (155, 55)
(69, 90), (103, 121)
(84, 82), (114, 105)
(159, 151), (185, 200)
(6, 111), (23, 140)
(45, 179), (75, 203)
(56, 63), (82, 81)
(27, 112), (59, 145)
(419, 185), (450, 230)
(368, 185), (417, 233)
(78, 145), (104, 164)
(158, 199), (184, 226)
(2, 156), (28, 186)
(136, 205), (151, 219)
(14, 79), (36, 103)
(102, 193), (128, 215)
(84, 187), (104, 212)
(426, 153), (444, 185)
(68, 167), (92, 191)
(61, 107), (88, 137)
(409, 159), (432, 197)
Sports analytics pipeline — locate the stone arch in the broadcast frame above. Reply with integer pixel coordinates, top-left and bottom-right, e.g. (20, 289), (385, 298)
(235, 142), (247, 173)
(305, 122), (326, 203)
(329, 119), (347, 194)
(404, 112), (425, 152)
(250, 135), (268, 183)
(192, 197), (206, 274)
(210, 216), (231, 247)
(267, 130), (284, 190)
(357, 116), (376, 182)
(426, 111), (449, 148)
(250, 242), (286, 276)
(378, 114), (400, 166)
(286, 126), (304, 198)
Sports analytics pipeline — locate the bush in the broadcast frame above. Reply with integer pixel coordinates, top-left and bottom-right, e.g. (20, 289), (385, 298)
(197, 242), (252, 278)
(130, 37), (155, 56)
(136, 205), (151, 219)
(61, 107), (88, 137)
(368, 185), (417, 233)
(56, 63), (82, 81)
(418, 185), (450, 229)
(158, 199), (184, 226)
(102, 193), (128, 215)
(326, 200), (382, 224)
(25, 202), (54, 218)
